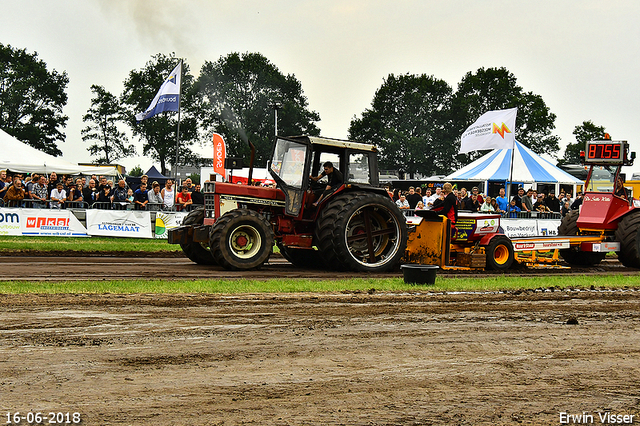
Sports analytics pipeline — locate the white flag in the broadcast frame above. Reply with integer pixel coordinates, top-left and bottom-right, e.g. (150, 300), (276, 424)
(135, 61), (182, 122)
(459, 107), (517, 154)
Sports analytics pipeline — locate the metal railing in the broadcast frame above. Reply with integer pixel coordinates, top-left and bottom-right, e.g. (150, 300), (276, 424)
(402, 208), (562, 220)
(0, 197), (203, 212)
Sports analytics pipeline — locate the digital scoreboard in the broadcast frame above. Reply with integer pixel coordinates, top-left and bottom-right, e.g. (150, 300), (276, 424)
(585, 140), (626, 164)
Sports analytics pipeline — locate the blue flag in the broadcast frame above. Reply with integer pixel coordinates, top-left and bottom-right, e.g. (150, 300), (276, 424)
(135, 61), (182, 122)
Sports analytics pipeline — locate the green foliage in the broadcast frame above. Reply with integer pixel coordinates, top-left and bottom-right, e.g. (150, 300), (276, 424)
(120, 54), (202, 175)
(189, 173), (200, 185)
(0, 274), (637, 294)
(560, 120), (607, 165)
(349, 74), (453, 177)
(351, 67), (559, 176)
(0, 43), (68, 155)
(81, 85), (135, 164)
(129, 165), (144, 177)
(196, 52), (320, 167)
(0, 236), (180, 252)
(451, 67), (559, 164)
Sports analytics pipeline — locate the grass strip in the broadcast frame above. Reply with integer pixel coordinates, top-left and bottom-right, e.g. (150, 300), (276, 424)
(1, 274), (639, 294)
(0, 236), (181, 252)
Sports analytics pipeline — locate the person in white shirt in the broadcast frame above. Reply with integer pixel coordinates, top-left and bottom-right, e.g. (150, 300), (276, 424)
(161, 179), (175, 210)
(422, 188), (432, 209)
(395, 194), (410, 210)
(50, 182), (67, 209)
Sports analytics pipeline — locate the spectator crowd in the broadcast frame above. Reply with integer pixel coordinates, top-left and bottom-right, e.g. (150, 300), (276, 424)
(0, 170), (205, 212)
(388, 184), (581, 218)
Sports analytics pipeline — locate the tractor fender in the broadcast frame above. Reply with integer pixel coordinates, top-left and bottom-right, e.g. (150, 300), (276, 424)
(478, 233), (507, 247)
(607, 204), (637, 225)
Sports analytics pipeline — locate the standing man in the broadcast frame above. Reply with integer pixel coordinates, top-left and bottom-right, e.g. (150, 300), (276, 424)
(3, 177), (25, 207)
(82, 179), (99, 207)
(459, 188), (469, 208)
(161, 179), (175, 211)
(136, 174), (149, 191)
(183, 177), (194, 192)
(97, 176), (109, 193)
(111, 179), (129, 209)
(191, 184), (204, 205)
(495, 187), (508, 214)
(522, 188), (534, 212)
(571, 191), (584, 210)
(405, 186), (422, 210)
(133, 182), (149, 210)
(31, 175), (49, 208)
(0, 170), (8, 200)
(471, 186), (484, 204)
(395, 194), (410, 210)
(512, 187), (525, 211)
(310, 161), (343, 207)
(176, 185), (193, 211)
(545, 190), (561, 212)
(49, 182), (67, 209)
(422, 188), (434, 209)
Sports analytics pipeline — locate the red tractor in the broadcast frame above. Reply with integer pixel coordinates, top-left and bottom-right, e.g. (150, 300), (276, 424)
(168, 135), (408, 272)
(558, 137), (638, 266)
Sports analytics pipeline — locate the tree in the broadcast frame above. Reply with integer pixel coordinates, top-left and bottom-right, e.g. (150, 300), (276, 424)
(196, 52), (320, 167)
(348, 73), (454, 177)
(129, 165), (144, 177)
(81, 85), (135, 164)
(121, 53), (201, 175)
(0, 43), (68, 155)
(451, 67), (559, 164)
(559, 121), (607, 165)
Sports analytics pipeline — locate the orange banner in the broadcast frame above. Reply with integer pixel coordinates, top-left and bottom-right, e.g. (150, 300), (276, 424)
(212, 133), (226, 179)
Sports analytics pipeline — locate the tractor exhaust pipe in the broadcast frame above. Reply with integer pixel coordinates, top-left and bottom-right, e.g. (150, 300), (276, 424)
(248, 140), (255, 185)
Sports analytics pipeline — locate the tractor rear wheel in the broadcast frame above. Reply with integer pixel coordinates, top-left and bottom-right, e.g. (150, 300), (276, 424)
(316, 191), (407, 272)
(277, 243), (325, 269)
(484, 235), (514, 270)
(557, 209), (606, 266)
(179, 207), (216, 265)
(210, 209), (274, 270)
(615, 211), (640, 268)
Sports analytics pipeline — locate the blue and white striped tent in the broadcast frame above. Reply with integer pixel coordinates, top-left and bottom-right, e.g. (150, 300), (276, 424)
(445, 140), (582, 186)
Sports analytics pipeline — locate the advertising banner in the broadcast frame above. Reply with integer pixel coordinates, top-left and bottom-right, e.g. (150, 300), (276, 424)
(21, 209), (88, 236)
(0, 208), (22, 236)
(501, 218), (561, 238)
(154, 211), (188, 239)
(85, 210), (153, 239)
(537, 219), (561, 237)
(501, 219), (538, 238)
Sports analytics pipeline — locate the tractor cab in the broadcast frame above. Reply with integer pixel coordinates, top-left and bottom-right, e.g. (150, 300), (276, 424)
(269, 135), (382, 217)
(577, 137), (636, 230)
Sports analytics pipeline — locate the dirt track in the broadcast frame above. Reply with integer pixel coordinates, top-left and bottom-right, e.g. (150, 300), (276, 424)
(2, 282), (640, 425)
(0, 254), (635, 281)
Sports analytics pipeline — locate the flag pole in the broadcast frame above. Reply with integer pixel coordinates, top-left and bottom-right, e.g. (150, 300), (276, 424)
(173, 59), (183, 182)
(507, 140), (516, 199)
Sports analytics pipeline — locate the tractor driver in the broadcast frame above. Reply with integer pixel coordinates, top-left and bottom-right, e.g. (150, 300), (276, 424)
(615, 175), (628, 199)
(310, 161), (344, 207)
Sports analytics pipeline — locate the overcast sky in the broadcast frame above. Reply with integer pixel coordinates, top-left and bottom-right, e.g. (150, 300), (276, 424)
(2, 0), (640, 174)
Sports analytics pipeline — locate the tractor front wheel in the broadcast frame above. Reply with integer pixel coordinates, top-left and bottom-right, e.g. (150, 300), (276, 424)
(484, 235), (514, 271)
(179, 207), (216, 265)
(210, 209), (274, 270)
(615, 211), (640, 268)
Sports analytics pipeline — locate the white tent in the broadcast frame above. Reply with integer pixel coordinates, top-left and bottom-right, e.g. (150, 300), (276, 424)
(445, 140), (582, 187)
(0, 129), (118, 176)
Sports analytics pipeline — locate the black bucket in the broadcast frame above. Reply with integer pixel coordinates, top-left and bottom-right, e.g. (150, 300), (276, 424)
(401, 264), (439, 285)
